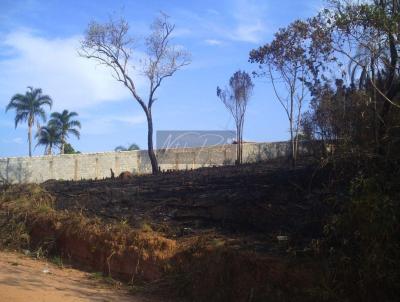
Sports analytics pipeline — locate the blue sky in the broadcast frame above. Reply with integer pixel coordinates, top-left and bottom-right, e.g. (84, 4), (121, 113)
(0, 0), (323, 157)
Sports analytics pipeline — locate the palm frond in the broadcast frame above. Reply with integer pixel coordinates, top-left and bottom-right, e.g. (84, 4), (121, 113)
(128, 143), (140, 150)
(50, 112), (62, 120)
(37, 94), (53, 108)
(35, 125), (62, 148)
(36, 107), (47, 123)
(6, 94), (26, 112)
(10, 93), (27, 102)
(14, 112), (29, 128)
(68, 120), (81, 128)
(50, 109), (82, 142)
(67, 128), (80, 139)
(67, 111), (79, 118)
(115, 146), (127, 151)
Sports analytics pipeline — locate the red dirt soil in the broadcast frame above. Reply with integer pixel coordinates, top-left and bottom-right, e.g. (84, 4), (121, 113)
(0, 251), (158, 302)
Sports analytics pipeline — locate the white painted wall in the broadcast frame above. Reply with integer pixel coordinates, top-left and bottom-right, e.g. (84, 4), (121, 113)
(0, 142), (296, 184)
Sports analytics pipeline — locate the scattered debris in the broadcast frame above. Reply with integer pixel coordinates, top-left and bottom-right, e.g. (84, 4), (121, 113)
(42, 265), (50, 274)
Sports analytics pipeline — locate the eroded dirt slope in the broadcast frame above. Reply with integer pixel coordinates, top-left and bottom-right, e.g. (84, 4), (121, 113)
(0, 158), (336, 302)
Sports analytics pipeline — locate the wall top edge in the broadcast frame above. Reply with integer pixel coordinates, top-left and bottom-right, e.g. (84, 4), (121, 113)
(0, 141), (291, 161)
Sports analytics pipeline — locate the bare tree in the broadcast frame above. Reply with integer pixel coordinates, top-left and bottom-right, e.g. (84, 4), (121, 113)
(217, 71), (254, 164)
(250, 20), (310, 166)
(79, 13), (190, 174)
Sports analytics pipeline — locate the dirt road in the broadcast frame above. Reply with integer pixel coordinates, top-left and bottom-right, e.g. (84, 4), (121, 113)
(0, 251), (154, 302)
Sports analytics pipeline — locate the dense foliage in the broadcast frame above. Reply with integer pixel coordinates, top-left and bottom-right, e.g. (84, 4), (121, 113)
(250, 0), (400, 300)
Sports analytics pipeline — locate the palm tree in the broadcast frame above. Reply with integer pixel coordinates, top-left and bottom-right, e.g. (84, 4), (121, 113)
(35, 124), (61, 155)
(49, 110), (81, 154)
(5, 87), (53, 157)
(115, 143), (140, 151)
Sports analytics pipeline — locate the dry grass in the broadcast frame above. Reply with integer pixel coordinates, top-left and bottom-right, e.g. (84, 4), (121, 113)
(0, 171), (324, 302)
(0, 184), (176, 280)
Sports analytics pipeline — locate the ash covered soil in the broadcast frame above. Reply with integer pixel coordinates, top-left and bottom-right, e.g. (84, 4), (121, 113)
(42, 157), (332, 253)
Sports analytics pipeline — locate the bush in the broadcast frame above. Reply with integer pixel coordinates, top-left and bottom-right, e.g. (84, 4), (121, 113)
(323, 167), (400, 302)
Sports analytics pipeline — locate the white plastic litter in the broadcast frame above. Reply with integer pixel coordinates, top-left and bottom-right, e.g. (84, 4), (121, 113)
(42, 265), (50, 274)
(276, 235), (288, 241)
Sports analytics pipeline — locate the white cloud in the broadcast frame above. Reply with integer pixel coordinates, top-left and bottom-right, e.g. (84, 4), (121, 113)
(230, 0), (269, 43)
(0, 29), (147, 110)
(206, 8), (220, 16)
(12, 137), (23, 144)
(2, 137), (24, 145)
(171, 28), (192, 38)
(112, 115), (147, 125)
(177, 0), (268, 44)
(82, 114), (146, 135)
(204, 39), (223, 46)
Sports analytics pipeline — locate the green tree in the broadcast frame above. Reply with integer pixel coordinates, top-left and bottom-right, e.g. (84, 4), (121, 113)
(64, 143), (80, 154)
(5, 87), (53, 157)
(327, 0), (400, 151)
(249, 21), (311, 166)
(49, 110), (81, 154)
(115, 143), (140, 152)
(249, 18), (334, 165)
(298, 0), (400, 155)
(35, 124), (61, 155)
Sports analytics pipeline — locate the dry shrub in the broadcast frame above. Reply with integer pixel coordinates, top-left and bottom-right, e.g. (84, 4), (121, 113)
(0, 184), (176, 281)
(0, 184), (54, 250)
(147, 235), (320, 302)
(322, 170), (400, 302)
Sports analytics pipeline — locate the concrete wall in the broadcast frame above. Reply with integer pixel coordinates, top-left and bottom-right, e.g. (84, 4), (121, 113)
(0, 142), (297, 184)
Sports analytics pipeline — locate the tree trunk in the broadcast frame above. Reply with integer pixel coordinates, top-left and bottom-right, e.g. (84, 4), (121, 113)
(294, 134), (299, 164)
(239, 119), (244, 164)
(239, 129), (242, 164)
(290, 121), (295, 167)
(294, 110), (302, 165)
(235, 124), (240, 165)
(371, 62), (379, 149)
(239, 131), (242, 164)
(146, 110), (159, 174)
(28, 124), (32, 157)
(61, 136), (65, 154)
(289, 111), (295, 167)
(377, 32), (397, 153)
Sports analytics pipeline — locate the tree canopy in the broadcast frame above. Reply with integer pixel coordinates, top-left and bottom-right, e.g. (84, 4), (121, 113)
(5, 87), (53, 157)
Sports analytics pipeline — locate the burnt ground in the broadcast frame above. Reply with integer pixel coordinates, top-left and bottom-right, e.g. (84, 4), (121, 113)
(42, 157), (333, 254)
